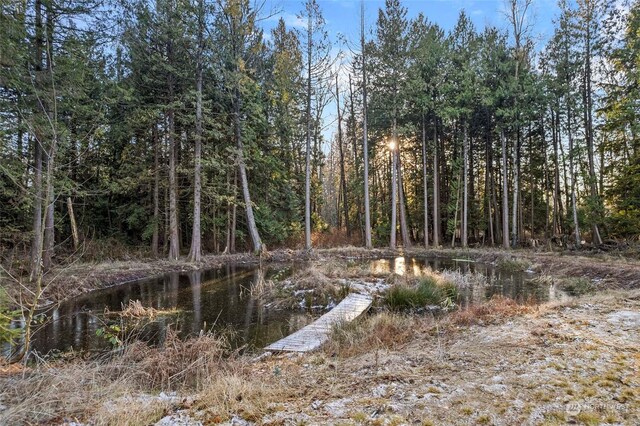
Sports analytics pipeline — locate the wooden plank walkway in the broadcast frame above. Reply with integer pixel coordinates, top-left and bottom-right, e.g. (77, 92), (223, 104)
(265, 293), (373, 352)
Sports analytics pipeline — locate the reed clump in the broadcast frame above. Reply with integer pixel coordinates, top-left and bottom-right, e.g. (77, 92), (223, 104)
(384, 276), (459, 311)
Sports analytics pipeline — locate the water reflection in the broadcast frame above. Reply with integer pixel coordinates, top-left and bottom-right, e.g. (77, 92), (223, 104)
(5, 257), (560, 357)
(369, 256), (552, 306)
(10, 265), (300, 356)
(189, 271), (202, 335)
(371, 257), (408, 276)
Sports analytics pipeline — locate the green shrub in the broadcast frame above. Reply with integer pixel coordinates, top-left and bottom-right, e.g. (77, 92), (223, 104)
(384, 277), (459, 311)
(384, 285), (426, 310)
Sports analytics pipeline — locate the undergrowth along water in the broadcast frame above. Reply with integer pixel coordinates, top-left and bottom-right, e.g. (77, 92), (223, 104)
(384, 277), (460, 311)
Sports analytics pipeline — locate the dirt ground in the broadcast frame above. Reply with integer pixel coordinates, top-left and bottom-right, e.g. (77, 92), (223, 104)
(241, 290), (640, 425)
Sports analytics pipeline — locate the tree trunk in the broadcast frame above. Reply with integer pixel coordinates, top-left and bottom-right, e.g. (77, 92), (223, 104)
(397, 151), (411, 247)
(167, 28), (179, 260)
(567, 102), (581, 247)
(432, 123), (440, 247)
(451, 171), (461, 248)
(42, 150), (54, 264)
(529, 127), (535, 240)
(361, 1), (372, 249)
(348, 75), (362, 235)
(168, 108), (179, 259)
(23, 91), (59, 362)
(541, 114), (550, 240)
(563, 26), (581, 248)
(485, 123), (495, 245)
(422, 115), (429, 247)
(462, 124), (469, 248)
(335, 74), (350, 236)
(188, 0), (205, 263)
(67, 197), (79, 250)
(583, 20), (602, 245)
(511, 130), (519, 248)
(551, 108), (559, 235)
(30, 136), (43, 281)
(304, 11), (313, 250)
(500, 129), (510, 249)
(390, 121), (397, 249)
(234, 84), (262, 253)
(152, 124), (160, 256)
(230, 170), (238, 253)
(30, 0), (44, 281)
(224, 171), (231, 253)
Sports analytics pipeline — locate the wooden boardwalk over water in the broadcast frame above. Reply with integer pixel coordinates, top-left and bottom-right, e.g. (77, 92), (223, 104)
(265, 293), (373, 352)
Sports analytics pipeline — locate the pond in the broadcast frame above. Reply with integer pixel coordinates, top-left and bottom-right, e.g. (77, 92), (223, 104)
(4, 257), (564, 358)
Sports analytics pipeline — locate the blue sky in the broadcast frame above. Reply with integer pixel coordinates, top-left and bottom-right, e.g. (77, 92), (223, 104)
(260, 0), (563, 143)
(262, 0), (561, 50)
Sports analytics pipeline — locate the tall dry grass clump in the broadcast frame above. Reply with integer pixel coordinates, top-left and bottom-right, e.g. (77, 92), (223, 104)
(437, 269), (488, 289)
(0, 330), (236, 425)
(117, 299), (160, 318)
(496, 257), (531, 272)
(1, 358), (139, 425)
(114, 328), (230, 390)
(324, 312), (418, 357)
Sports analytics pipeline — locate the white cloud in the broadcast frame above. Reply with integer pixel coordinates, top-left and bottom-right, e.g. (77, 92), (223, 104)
(267, 12), (307, 29)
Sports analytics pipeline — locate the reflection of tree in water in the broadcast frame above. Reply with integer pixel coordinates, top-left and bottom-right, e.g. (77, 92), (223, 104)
(189, 270), (202, 335)
(168, 273), (179, 309)
(242, 269), (263, 342)
(227, 264), (238, 312)
(21, 258), (551, 356)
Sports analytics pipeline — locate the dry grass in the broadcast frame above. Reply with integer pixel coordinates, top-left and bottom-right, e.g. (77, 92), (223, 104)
(93, 397), (170, 426)
(115, 328), (230, 390)
(451, 295), (536, 326)
(496, 257), (532, 272)
(262, 264), (347, 309)
(309, 257), (390, 280)
(437, 268), (488, 289)
(0, 330), (234, 425)
(117, 300), (160, 318)
(196, 373), (284, 423)
(1, 358), (137, 424)
(324, 312), (419, 358)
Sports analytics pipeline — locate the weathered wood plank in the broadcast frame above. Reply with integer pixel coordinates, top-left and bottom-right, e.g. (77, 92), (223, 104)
(265, 293), (372, 352)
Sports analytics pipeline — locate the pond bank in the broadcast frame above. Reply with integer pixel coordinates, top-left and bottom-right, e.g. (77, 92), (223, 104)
(4, 246), (640, 308)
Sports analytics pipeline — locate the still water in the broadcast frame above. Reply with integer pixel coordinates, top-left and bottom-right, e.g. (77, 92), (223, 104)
(8, 257), (558, 357)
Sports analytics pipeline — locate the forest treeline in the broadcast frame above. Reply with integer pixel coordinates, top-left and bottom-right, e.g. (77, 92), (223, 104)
(1, 0), (639, 277)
